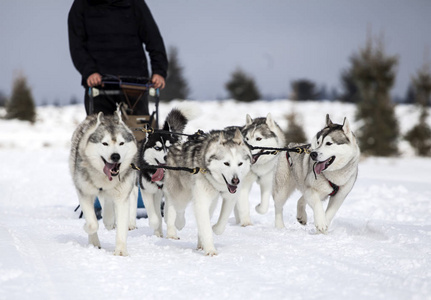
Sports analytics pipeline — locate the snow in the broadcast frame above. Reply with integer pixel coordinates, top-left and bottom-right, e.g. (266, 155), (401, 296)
(1, 100), (430, 300)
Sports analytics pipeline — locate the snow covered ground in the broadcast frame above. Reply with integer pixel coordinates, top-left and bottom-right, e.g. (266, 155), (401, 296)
(1, 100), (430, 300)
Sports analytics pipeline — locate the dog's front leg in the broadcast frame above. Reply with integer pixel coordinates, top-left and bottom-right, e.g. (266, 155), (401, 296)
(142, 189), (162, 237)
(114, 198), (129, 256)
(79, 194), (101, 248)
(325, 178), (355, 227)
(234, 172), (255, 226)
(213, 196), (236, 235)
(255, 173), (274, 215)
(304, 189), (327, 233)
(128, 185), (139, 230)
(193, 188), (218, 256)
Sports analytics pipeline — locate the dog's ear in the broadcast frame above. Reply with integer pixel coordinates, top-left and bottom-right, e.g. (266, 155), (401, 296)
(342, 117), (352, 136)
(325, 114), (333, 127)
(266, 113), (276, 130)
(246, 114), (253, 125)
(218, 131), (226, 144)
(96, 112), (104, 125)
(113, 109), (123, 124)
(233, 128), (243, 145)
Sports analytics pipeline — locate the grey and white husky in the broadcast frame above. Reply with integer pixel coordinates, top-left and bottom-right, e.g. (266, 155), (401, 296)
(129, 105), (197, 236)
(234, 113), (285, 226)
(163, 128), (252, 256)
(69, 109), (138, 256)
(272, 114), (360, 233)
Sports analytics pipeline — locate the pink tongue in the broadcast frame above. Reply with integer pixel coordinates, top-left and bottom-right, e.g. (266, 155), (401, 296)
(151, 168), (164, 182)
(314, 162), (326, 175)
(103, 163), (114, 181)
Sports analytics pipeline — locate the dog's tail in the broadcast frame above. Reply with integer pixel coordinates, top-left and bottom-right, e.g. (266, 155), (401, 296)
(162, 102), (201, 134)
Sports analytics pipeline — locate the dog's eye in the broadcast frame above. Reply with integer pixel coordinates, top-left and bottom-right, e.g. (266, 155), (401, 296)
(224, 162), (230, 166)
(102, 142), (108, 146)
(326, 142), (332, 146)
(119, 142), (124, 146)
(155, 147), (162, 151)
(256, 137), (262, 141)
(238, 162), (243, 166)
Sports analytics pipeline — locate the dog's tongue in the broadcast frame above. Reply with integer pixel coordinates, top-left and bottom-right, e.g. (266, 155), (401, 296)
(103, 163), (115, 181)
(227, 184), (238, 194)
(151, 167), (164, 182)
(314, 161), (327, 175)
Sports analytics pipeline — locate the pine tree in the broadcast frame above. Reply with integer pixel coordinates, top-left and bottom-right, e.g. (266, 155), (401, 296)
(350, 36), (399, 156)
(225, 68), (261, 102)
(405, 64), (431, 156)
(160, 46), (190, 101)
(6, 74), (36, 123)
(284, 110), (307, 144)
(290, 79), (319, 101)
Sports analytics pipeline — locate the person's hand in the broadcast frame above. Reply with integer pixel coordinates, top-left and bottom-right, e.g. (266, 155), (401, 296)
(87, 73), (102, 87)
(151, 74), (165, 89)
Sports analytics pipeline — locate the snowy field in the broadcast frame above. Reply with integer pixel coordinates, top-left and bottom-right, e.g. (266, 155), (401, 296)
(1, 100), (430, 300)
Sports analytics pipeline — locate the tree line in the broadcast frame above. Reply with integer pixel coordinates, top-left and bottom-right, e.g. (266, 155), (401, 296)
(2, 36), (430, 156)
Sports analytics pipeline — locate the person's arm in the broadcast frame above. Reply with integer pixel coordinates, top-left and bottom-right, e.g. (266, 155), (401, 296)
(68, 0), (99, 84)
(135, 0), (168, 81)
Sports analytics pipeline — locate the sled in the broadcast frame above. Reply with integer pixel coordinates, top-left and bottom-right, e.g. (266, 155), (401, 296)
(88, 74), (160, 142)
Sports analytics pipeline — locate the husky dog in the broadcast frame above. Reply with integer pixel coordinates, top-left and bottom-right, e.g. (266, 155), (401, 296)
(273, 114), (360, 233)
(129, 105), (197, 236)
(234, 113), (285, 226)
(163, 128), (252, 256)
(69, 110), (138, 255)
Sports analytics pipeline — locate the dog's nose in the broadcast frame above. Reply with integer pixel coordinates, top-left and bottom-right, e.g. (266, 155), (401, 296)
(310, 152), (318, 160)
(111, 153), (121, 162)
(231, 176), (240, 185)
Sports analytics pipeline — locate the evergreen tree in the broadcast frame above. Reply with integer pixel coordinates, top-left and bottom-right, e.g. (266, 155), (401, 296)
(340, 69), (361, 103)
(6, 74), (36, 123)
(160, 46), (190, 101)
(350, 36), (399, 156)
(225, 68), (261, 102)
(0, 91), (7, 107)
(405, 64), (431, 156)
(290, 79), (319, 101)
(284, 110), (307, 144)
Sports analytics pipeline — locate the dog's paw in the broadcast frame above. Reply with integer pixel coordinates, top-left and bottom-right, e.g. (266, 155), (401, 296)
(315, 223), (328, 234)
(255, 203), (268, 215)
(212, 224), (226, 235)
(104, 223), (115, 231)
(114, 248), (129, 256)
(154, 229), (163, 238)
(297, 211), (308, 226)
(204, 248), (218, 256)
(166, 234), (180, 240)
(241, 221), (253, 227)
(88, 233), (101, 248)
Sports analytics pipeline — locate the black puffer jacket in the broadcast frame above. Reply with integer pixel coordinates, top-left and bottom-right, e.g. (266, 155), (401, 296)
(68, 0), (168, 86)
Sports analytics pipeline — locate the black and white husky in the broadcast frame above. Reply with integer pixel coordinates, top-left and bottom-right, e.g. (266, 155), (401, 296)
(234, 113), (285, 226)
(69, 109), (138, 256)
(272, 114), (360, 233)
(163, 128), (252, 256)
(129, 104), (198, 236)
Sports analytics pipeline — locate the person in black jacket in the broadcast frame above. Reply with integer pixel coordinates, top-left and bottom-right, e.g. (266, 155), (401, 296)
(68, 0), (168, 116)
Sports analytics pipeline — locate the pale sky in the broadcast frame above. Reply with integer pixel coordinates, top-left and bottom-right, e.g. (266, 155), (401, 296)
(1, 0), (430, 104)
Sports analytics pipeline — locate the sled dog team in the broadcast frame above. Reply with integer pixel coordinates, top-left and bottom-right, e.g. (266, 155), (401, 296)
(69, 104), (360, 256)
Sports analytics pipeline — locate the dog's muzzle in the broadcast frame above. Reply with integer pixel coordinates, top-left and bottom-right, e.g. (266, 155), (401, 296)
(102, 154), (121, 181)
